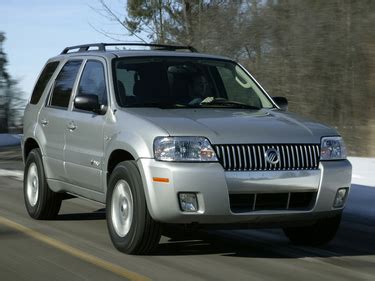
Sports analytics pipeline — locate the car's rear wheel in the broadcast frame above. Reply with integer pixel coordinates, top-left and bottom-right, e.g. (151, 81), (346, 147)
(283, 214), (342, 246)
(24, 148), (62, 219)
(106, 160), (161, 255)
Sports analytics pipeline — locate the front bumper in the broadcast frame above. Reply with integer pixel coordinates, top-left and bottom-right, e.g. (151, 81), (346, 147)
(138, 159), (352, 225)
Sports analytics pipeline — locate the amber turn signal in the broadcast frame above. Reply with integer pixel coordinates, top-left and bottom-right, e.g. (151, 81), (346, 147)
(152, 177), (170, 183)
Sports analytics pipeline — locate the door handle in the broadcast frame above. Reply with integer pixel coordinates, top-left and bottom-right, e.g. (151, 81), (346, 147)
(67, 121), (77, 131)
(40, 119), (49, 126)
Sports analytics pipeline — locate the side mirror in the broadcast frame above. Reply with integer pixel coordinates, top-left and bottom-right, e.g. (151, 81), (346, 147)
(74, 95), (104, 114)
(272, 96), (288, 111)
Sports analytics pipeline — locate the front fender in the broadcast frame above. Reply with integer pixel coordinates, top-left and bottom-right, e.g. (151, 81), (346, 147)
(103, 109), (170, 167)
(104, 131), (147, 163)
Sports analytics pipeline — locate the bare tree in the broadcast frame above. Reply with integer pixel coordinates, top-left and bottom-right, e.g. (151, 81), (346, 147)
(0, 32), (26, 133)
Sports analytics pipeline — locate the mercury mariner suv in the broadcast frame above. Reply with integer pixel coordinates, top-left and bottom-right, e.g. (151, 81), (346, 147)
(22, 43), (352, 254)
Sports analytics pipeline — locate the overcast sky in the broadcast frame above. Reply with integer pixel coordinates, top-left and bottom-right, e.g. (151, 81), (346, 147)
(0, 0), (132, 98)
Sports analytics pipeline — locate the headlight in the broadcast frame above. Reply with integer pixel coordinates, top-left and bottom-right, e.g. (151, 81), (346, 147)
(320, 136), (347, 160)
(154, 136), (218, 162)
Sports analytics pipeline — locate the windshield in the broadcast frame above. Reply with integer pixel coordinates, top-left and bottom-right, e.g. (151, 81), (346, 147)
(113, 57), (274, 109)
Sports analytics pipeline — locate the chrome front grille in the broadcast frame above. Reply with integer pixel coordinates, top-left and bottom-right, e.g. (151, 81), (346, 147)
(213, 144), (320, 171)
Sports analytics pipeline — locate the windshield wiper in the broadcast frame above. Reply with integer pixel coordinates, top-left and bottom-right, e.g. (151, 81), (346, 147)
(125, 102), (188, 109)
(200, 98), (260, 110)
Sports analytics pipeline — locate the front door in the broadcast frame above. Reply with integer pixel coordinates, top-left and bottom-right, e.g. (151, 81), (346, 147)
(64, 59), (108, 192)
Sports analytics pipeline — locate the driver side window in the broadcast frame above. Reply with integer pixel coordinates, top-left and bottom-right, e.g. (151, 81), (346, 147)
(217, 66), (261, 108)
(76, 60), (107, 107)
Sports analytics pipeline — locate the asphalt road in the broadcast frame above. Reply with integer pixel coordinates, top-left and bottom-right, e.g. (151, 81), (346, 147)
(0, 155), (374, 281)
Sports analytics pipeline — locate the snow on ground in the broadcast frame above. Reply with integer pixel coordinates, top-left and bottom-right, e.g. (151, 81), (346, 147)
(348, 157), (375, 187)
(0, 134), (21, 147)
(345, 158), (375, 223)
(0, 169), (23, 180)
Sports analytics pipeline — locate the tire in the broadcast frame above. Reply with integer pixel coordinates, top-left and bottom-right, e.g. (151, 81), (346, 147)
(24, 148), (62, 219)
(106, 160), (161, 255)
(283, 214), (342, 246)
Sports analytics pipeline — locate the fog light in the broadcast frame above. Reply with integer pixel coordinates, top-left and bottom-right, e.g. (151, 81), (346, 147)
(333, 188), (348, 208)
(179, 193), (198, 212)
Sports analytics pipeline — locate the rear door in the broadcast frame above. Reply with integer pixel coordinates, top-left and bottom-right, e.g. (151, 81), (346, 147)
(39, 59), (83, 181)
(64, 58), (108, 192)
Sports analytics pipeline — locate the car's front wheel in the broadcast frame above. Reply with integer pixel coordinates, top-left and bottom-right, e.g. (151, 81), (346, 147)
(106, 160), (161, 255)
(283, 214), (342, 246)
(24, 148), (62, 219)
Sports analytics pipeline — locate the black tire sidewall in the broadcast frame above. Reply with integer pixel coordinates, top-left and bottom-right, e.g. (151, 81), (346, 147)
(106, 161), (148, 253)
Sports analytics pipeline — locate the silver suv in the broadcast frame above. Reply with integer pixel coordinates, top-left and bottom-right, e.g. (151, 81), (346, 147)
(22, 43), (352, 254)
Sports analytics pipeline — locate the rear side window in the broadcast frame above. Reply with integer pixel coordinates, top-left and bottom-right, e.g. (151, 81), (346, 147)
(77, 60), (107, 106)
(30, 61), (59, 104)
(50, 60), (82, 109)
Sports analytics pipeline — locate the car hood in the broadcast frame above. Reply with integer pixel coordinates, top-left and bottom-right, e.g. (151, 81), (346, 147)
(124, 108), (338, 144)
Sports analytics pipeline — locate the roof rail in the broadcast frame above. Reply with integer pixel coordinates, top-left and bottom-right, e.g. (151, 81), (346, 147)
(61, 43), (198, 54)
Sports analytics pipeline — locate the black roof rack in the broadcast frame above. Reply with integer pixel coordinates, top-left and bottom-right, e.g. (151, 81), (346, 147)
(61, 43), (198, 54)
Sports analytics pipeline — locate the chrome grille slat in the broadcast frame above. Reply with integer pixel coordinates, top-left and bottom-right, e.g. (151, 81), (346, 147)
(216, 146), (221, 159)
(214, 144), (320, 171)
(247, 145), (252, 170)
(281, 145), (286, 170)
(295, 146), (300, 169)
(252, 146), (257, 170)
(313, 145), (318, 167)
(257, 146), (263, 170)
(242, 146), (247, 170)
(231, 146), (237, 170)
(221, 146), (226, 168)
(308, 145), (312, 169)
(263, 146), (268, 170)
(226, 146), (232, 170)
(237, 146), (242, 170)
(312, 145), (316, 168)
(290, 146), (296, 170)
(275, 145), (281, 170)
(303, 145), (311, 169)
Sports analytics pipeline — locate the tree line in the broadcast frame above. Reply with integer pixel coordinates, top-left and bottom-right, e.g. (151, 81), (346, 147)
(0, 32), (25, 133)
(95, 0), (375, 156)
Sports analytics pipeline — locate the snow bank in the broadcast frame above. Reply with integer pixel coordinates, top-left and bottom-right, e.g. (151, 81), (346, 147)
(0, 134), (21, 147)
(348, 157), (374, 187)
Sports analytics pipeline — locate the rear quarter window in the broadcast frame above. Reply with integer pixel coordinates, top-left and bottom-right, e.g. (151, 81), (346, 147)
(30, 61), (60, 104)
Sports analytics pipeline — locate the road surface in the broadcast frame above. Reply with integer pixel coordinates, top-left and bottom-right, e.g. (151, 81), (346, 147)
(0, 152), (374, 281)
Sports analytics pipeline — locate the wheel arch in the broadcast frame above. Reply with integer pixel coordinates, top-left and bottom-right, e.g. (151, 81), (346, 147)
(23, 138), (41, 162)
(106, 149), (136, 187)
